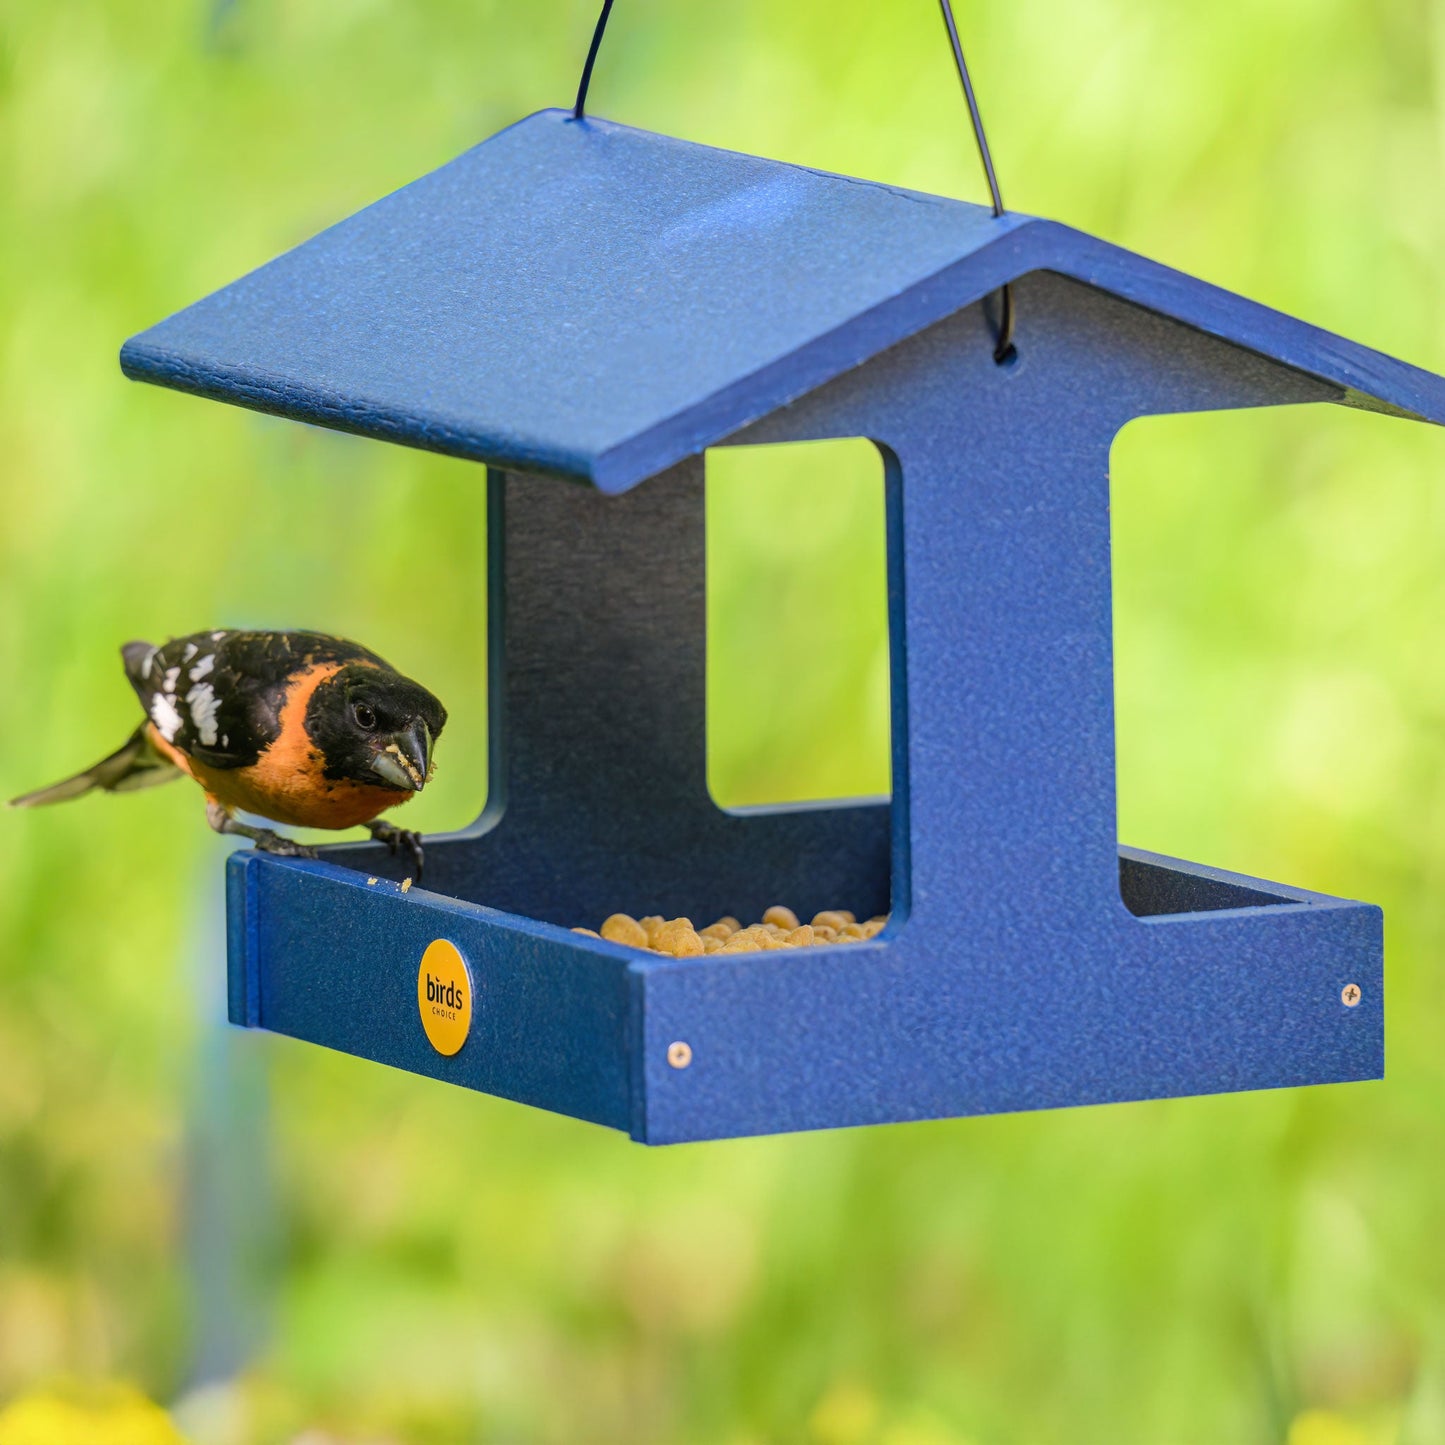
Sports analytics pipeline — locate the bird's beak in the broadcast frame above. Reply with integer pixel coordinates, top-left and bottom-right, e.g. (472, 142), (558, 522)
(370, 721), (432, 792)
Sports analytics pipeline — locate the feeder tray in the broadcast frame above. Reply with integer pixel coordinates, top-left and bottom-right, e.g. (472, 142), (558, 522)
(123, 110), (1445, 1142)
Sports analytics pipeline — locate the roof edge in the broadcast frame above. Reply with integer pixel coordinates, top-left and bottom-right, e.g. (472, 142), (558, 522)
(119, 338), (598, 483)
(1035, 221), (1445, 428)
(595, 219), (1445, 491)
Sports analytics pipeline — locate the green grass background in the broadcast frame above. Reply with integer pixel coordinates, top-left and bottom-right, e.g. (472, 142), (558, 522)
(3, 1), (1445, 1441)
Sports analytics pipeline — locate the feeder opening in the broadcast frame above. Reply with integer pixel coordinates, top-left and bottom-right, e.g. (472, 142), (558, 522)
(319, 443), (897, 947)
(705, 438), (892, 811)
(181, 434), (491, 848)
(1111, 407), (1380, 916)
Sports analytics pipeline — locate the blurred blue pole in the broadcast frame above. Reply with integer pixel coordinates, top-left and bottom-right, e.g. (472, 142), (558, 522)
(205, 0), (241, 53)
(182, 833), (277, 1385)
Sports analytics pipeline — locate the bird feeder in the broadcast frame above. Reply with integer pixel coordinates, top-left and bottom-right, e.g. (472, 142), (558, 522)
(120, 108), (1445, 1142)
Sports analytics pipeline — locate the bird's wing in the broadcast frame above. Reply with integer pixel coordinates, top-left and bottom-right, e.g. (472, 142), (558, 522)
(124, 633), (250, 768)
(9, 725), (181, 807)
(122, 629), (389, 771)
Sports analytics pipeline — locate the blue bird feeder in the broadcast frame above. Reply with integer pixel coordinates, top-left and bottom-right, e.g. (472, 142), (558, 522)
(121, 107), (1445, 1142)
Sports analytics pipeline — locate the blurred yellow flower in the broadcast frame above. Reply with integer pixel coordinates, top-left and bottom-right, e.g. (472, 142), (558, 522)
(1286, 1408), (1375, 1445)
(880, 1410), (972, 1445)
(0, 1385), (185, 1445)
(808, 1381), (881, 1445)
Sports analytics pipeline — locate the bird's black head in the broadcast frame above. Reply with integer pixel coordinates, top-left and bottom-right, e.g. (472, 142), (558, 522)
(305, 663), (448, 793)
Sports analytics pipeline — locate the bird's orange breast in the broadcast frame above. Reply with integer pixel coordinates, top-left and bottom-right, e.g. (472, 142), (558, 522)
(149, 661), (410, 830)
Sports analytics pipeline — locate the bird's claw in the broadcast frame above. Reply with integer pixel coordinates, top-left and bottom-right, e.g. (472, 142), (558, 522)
(252, 831), (318, 859)
(206, 800), (317, 859)
(367, 820), (425, 882)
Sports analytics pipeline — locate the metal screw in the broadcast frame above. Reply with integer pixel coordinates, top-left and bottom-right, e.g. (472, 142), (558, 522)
(1341, 984), (1362, 1008)
(667, 1040), (693, 1069)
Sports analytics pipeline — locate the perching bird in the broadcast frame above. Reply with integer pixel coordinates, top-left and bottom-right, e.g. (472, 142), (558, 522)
(8, 630), (446, 877)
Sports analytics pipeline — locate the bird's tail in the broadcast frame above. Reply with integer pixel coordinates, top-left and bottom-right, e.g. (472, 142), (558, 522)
(8, 726), (182, 808)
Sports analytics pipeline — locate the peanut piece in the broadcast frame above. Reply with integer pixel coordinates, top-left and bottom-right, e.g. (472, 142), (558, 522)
(601, 913), (649, 949)
(652, 920), (704, 957)
(724, 926), (775, 952)
(762, 905), (800, 931)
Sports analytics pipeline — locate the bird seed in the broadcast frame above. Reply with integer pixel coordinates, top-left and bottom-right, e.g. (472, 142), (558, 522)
(577, 907), (887, 956)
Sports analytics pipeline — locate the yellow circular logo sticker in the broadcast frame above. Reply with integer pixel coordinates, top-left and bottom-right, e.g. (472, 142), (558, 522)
(417, 939), (473, 1056)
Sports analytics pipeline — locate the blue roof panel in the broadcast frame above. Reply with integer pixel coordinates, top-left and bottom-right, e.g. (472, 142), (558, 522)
(121, 108), (1445, 490)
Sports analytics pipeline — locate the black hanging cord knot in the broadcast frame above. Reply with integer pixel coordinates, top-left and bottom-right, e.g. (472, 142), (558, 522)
(936, 0), (1016, 364)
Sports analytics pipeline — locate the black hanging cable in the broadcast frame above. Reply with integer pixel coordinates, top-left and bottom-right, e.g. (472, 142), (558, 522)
(936, 0), (1015, 362)
(573, 0), (615, 118)
(936, 1), (1003, 215)
(573, 0), (1015, 361)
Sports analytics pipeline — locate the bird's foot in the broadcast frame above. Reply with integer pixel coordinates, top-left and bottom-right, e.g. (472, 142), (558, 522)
(367, 819), (425, 882)
(205, 799), (318, 859)
(250, 830), (319, 859)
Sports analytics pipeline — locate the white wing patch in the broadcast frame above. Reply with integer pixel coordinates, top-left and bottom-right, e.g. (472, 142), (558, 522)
(181, 642), (198, 663)
(189, 654), (215, 681)
(185, 681), (221, 747)
(151, 692), (183, 742)
(140, 648), (157, 680)
(162, 666), (181, 693)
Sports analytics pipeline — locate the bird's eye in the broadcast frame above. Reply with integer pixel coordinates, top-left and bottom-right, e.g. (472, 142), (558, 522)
(353, 703), (377, 730)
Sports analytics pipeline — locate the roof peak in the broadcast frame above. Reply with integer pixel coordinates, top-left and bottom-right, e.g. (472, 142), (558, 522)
(541, 106), (1002, 217)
